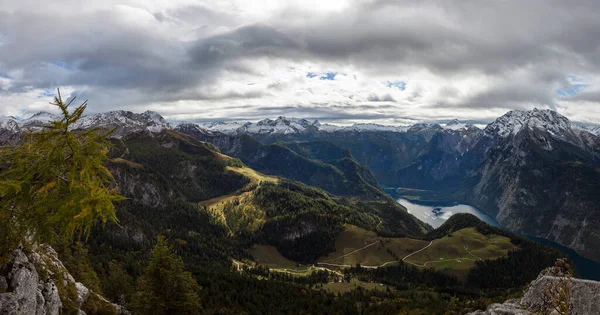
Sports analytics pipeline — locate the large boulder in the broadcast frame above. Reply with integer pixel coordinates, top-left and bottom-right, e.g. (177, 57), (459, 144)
(467, 266), (600, 315)
(0, 246), (124, 315)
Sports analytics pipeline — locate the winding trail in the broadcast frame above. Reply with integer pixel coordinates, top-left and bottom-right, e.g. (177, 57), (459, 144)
(464, 246), (483, 261)
(315, 240), (436, 269)
(401, 240), (434, 261)
(404, 257), (479, 268)
(321, 240), (381, 263)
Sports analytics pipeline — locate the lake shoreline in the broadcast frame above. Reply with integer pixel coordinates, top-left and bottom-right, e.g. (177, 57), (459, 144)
(384, 187), (600, 281)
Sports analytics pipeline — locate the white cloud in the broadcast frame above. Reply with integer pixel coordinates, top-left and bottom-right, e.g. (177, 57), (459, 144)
(1, 0), (599, 125)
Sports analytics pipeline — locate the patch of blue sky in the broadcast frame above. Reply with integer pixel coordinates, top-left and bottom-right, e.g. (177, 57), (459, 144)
(556, 83), (587, 96)
(319, 72), (336, 80)
(307, 72), (337, 80)
(38, 90), (56, 98)
(387, 80), (406, 91)
(0, 72), (11, 79)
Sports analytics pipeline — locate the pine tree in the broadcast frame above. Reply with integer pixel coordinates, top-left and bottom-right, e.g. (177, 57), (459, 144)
(130, 236), (202, 315)
(0, 89), (124, 260)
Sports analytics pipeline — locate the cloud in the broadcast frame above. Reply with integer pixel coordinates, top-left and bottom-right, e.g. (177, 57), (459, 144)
(1, 0), (600, 124)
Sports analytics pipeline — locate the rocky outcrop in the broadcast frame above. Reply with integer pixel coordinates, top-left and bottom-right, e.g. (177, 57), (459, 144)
(0, 246), (124, 315)
(468, 265), (600, 315)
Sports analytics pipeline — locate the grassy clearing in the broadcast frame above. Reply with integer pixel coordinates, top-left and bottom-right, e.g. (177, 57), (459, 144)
(199, 166), (278, 208)
(226, 166), (279, 184)
(250, 245), (297, 269)
(321, 278), (393, 294)
(314, 225), (517, 281)
(317, 225), (430, 267)
(404, 227), (518, 279)
(199, 166), (279, 233)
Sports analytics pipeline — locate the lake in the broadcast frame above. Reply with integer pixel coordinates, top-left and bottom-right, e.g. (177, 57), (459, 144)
(385, 187), (600, 281)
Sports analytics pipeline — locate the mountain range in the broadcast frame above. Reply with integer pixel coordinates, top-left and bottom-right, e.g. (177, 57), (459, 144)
(1, 108), (599, 263)
(2, 107), (599, 314)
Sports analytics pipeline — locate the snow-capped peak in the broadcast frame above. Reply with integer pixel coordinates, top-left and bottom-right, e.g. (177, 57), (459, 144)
(244, 116), (315, 135)
(443, 119), (466, 130)
(71, 110), (171, 137)
(28, 111), (59, 121)
(442, 119), (479, 131)
(408, 123), (442, 133)
(342, 123), (409, 133)
(484, 108), (574, 138)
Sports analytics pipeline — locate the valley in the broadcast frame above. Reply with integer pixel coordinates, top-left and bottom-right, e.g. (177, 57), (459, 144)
(0, 107), (596, 314)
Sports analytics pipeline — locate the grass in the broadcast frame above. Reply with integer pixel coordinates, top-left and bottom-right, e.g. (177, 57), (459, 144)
(321, 278), (393, 294)
(246, 225), (518, 281)
(317, 225), (430, 267)
(199, 166), (279, 233)
(226, 166), (279, 184)
(404, 227), (518, 280)
(315, 225), (518, 281)
(250, 245), (297, 269)
(199, 166), (278, 208)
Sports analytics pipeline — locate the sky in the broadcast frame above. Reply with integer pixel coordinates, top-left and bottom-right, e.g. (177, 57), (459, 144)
(1, 0), (600, 125)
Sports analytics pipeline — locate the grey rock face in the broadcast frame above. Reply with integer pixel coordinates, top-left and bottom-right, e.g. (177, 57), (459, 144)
(0, 277), (7, 293)
(468, 272), (600, 315)
(522, 276), (600, 315)
(0, 247), (123, 315)
(8, 249), (39, 314)
(41, 280), (61, 315)
(75, 282), (89, 309)
(468, 299), (531, 315)
(0, 293), (18, 315)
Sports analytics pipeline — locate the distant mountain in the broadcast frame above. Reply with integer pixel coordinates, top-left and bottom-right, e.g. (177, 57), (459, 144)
(3, 108), (599, 261)
(578, 122), (600, 136)
(188, 116), (432, 135)
(462, 109), (600, 261)
(0, 110), (171, 141)
(175, 123), (392, 201)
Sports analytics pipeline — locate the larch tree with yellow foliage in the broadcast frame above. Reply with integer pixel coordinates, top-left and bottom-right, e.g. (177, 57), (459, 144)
(0, 89), (124, 261)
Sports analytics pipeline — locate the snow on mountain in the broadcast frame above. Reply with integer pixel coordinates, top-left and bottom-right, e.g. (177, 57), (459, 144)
(484, 109), (574, 138)
(483, 108), (598, 150)
(0, 116), (19, 130)
(442, 119), (467, 131)
(339, 123), (409, 133)
(72, 110), (171, 137)
(239, 116), (314, 135)
(578, 123), (600, 136)
(194, 121), (250, 135)
(18, 111), (61, 130)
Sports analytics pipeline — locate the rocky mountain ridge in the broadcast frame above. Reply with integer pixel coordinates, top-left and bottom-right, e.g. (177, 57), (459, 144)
(175, 116), (479, 136)
(0, 110), (170, 140)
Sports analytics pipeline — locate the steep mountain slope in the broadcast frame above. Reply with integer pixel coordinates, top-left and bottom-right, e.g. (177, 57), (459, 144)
(175, 123), (390, 200)
(89, 127), (430, 270)
(225, 119), (481, 186)
(195, 110), (600, 261)
(461, 109), (600, 261)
